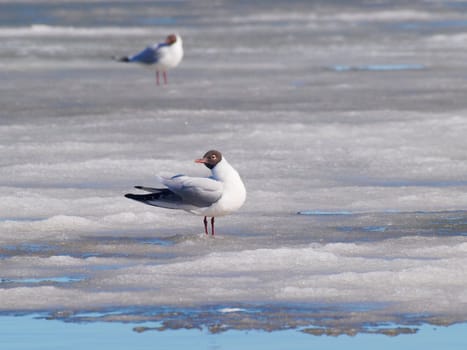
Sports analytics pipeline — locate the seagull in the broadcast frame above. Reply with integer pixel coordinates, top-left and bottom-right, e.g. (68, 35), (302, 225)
(114, 33), (183, 85)
(125, 150), (246, 236)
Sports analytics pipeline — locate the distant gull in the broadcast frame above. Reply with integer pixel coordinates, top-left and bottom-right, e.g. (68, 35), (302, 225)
(114, 33), (183, 85)
(125, 150), (246, 236)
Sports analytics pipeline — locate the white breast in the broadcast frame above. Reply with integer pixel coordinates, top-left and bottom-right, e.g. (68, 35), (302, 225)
(190, 158), (246, 217)
(157, 36), (184, 70)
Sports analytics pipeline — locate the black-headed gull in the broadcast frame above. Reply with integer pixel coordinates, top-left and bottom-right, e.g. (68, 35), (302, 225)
(125, 150), (246, 236)
(114, 33), (183, 85)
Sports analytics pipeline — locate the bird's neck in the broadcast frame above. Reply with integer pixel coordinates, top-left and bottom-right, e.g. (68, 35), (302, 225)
(211, 159), (235, 181)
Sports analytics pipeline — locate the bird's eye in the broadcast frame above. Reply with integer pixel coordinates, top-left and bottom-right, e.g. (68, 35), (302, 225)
(211, 155), (216, 160)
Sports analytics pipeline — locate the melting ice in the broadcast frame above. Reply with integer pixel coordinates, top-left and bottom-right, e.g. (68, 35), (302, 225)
(1, 0), (467, 333)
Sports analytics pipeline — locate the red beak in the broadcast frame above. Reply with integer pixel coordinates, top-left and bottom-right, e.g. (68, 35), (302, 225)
(195, 158), (206, 164)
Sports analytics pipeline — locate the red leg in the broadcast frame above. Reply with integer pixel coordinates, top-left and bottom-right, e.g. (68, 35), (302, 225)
(163, 71), (168, 84)
(211, 217), (215, 236)
(203, 216), (208, 235)
(156, 71), (160, 85)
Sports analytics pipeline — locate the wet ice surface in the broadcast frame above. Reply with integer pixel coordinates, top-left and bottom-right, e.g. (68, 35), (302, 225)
(1, 0), (467, 338)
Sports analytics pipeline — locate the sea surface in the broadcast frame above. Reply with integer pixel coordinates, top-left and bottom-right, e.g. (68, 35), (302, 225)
(1, 0), (467, 349)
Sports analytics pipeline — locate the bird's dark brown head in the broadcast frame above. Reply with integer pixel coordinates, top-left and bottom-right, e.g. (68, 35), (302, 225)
(195, 150), (223, 169)
(165, 34), (177, 45)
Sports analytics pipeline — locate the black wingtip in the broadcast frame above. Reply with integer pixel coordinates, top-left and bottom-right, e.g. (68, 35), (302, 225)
(125, 193), (137, 200)
(113, 56), (130, 62)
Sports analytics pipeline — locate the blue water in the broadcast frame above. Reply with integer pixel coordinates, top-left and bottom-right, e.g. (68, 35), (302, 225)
(297, 211), (354, 216)
(331, 64), (426, 72)
(1, 276), (84, 284)
(1, 315), (466, 350)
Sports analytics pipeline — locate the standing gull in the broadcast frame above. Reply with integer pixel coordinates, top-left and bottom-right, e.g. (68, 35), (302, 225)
(125, 150), (246, 235)
(114, 33), (183, 85)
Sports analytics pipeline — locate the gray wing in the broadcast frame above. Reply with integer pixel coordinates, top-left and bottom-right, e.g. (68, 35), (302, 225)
(128, 46), (158, 64)
(158, 175), (223, 208)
